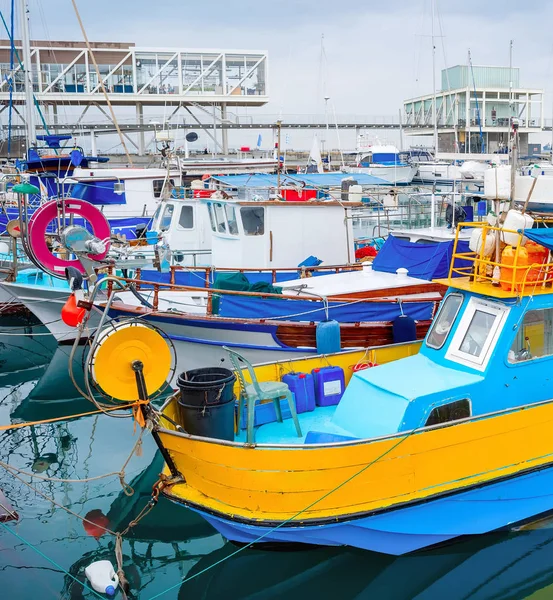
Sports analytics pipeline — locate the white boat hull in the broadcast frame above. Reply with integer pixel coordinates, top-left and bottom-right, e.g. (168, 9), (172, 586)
(0, 282), (99, 342)
(344, 165), (417, 185)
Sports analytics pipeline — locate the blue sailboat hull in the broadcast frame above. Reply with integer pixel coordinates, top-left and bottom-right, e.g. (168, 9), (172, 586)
(174, 463), (553, 556)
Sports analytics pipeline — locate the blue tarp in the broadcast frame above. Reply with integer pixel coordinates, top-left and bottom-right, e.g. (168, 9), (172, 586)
(372, 235), (471, 280)
(523, 229), (553, 252)
(210, 172), (389, 188)
(218, 295), (434, 322)
(136, 268), (342, 290)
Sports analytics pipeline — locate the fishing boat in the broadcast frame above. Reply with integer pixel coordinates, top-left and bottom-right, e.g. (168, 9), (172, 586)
(150, 216), (553, 555)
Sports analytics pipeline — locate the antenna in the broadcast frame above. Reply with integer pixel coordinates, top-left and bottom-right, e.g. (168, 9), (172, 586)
(431, 0), (438, 154)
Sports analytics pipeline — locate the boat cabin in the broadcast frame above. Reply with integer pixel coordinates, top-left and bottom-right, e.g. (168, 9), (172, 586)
(309, 221), (553, 441)
(202, 198), (358, 269)
(150, 196), (212, 266)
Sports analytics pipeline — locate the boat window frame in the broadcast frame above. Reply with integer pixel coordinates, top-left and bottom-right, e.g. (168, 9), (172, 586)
(240, 206), (265, 236)
(153, 178), (175, 199)
(445, 297), (510, 371)
(225, 203), (239, 236)
(213, 202), (227, 234)
(426, 292), (464, 350)
(507, 306), (553, 365)
(177, 205), (194, 230)
(159, 202), (175, 232)
(206, 202), (216, 232)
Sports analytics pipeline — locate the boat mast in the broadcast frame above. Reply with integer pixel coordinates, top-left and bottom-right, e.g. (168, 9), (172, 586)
(431, 0), (438, 155)
(19, 0), (35, 154)
(509, 40), (517, 205)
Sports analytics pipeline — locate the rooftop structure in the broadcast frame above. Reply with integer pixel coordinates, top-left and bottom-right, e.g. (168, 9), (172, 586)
(0, 40), (268, 155)
(403, 65), (544, 154)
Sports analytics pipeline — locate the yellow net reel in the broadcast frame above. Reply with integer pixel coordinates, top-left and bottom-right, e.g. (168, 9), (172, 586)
(89, 321), (173, 401)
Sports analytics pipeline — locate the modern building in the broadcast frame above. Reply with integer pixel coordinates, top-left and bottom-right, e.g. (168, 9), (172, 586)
(0, 40), (269, 154)
(403, 65), (544, 155)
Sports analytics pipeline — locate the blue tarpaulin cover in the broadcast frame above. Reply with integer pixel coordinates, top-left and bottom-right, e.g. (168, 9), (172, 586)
(218, 295), (434, 322)
(209, 172), (389, 188)
(523, 229), (553, 251)
(372, 235), (471, 280)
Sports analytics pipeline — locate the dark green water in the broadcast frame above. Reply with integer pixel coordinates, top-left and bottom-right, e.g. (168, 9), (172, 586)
(2, 316), (553, 599)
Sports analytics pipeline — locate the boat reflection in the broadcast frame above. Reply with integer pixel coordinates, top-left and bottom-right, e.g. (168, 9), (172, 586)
(182, 521), (553, 600)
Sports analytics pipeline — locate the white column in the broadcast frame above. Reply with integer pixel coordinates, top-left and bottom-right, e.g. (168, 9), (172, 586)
(136, 102), (145, 156)
(221, 103), (228, 155)
(90, 130), (97, 155)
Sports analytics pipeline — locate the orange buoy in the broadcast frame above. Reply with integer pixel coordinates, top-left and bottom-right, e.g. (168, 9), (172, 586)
(61, 293), (86, 327)
(83, 509), (110, 539)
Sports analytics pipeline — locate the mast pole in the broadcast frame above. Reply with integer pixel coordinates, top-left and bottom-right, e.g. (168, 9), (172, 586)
(276, 120), (282, 194)
(19, 0), (35, 154)
(431, 0), (438, 154)
(509, 40), (517, 206)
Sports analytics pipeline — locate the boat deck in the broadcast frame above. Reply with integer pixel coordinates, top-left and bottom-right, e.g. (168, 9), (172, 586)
(235, 405), (342, 445)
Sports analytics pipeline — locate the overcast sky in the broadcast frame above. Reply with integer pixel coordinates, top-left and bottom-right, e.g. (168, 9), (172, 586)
(5, 0), (553, 151)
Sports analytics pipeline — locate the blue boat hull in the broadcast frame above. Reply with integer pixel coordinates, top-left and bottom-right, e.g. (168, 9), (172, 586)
(169, 463), (553, 555)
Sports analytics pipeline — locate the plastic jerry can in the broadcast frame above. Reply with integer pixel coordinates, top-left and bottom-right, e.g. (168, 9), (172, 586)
(281, 372), (316, 413)
(85, 560), (119, 596)
(312, 366), (345, 407)
(316, 319), (341, 354)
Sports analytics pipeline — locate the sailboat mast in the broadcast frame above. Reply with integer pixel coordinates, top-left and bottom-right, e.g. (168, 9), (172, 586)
(19, 0), (35, 154)
(431, 0), (438, 154)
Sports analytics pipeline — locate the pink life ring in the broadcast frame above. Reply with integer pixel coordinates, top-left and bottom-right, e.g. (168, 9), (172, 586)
(28, 198), (111, 276)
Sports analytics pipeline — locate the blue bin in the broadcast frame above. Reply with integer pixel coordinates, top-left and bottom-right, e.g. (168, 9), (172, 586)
(282, 372), (316, 413)
(312, 366), (345, 407)
(238, 396), (293, 429)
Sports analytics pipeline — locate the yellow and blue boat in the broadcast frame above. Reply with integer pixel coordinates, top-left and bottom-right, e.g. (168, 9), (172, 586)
(154, 219), (553, 555)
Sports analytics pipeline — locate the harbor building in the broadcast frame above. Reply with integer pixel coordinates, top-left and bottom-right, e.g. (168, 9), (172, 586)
(0, 40), (268, 155)
(403, 65), (544, 155)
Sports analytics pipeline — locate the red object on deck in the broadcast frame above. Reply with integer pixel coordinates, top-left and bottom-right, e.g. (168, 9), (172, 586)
(355, 246), (377, 260)
(193, 190), (213, 198)
(281, 188), (317, 202)
(240, 146), (250, 152)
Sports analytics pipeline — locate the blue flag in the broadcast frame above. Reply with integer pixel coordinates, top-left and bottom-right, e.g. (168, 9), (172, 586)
(256, 134), (262, 147)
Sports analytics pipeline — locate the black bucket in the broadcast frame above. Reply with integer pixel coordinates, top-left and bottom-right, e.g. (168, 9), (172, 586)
(177, 367), (236, 440)
(178, 400), (235, 441)
(177, 367), (236, 407)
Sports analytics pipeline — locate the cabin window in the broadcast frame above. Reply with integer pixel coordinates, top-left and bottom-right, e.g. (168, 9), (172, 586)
(178, 205), (194, 229)
(508, 308), (553, 363)
(425, 399), (471, 427)
(213, 202), (227, 233)
(153, 178), (175, 198)
(458, 310), (498, 358)
(207, 203), (216, 232)
(240, 206), (264, 235)
(225, 204), (239, 235)
(426, 293), (463, 349)
(159, 203), (174, 231)
(445, 297), (509, 371)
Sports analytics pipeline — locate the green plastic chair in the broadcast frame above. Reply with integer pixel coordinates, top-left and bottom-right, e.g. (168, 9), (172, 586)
(223, 346), (302, 444)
